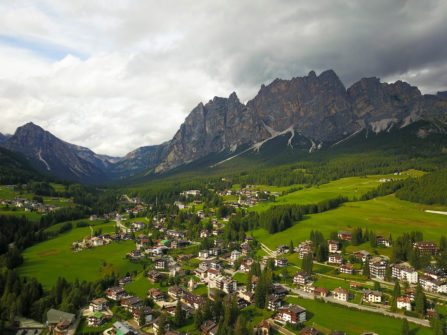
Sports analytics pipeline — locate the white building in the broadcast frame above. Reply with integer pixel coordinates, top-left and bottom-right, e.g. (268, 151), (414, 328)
(275, 305), (306, 325)
(181, 190), (201, 197)
(392, 263), (418, 284)
(91, 237), (104, 247)
(369, 258), (387, 280)
(275, 258), (288, 267)
(333, 287), (349, 302)
(230, 250), (242, 261)
(328, 254), (343, 264)
(419, 275), (447, 293)
(363, 290), (382, 303)
(89, 298), (107, 312)
(397, 297), (412, 311)
(328, 240), (340, 253)
(198, 250), (210, 259)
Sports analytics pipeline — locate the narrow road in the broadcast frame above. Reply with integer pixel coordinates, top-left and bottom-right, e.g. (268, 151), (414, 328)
(373, 277), (447, 303)
(262, 242), (433, 327)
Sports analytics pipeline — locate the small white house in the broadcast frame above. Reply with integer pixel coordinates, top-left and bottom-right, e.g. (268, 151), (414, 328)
(363, 290), (382, 303)
(89, 298), (107, 312)
(230, 250), (242, 261)
(333, 287), (349, 302)
(199, 250), (210, 259)
(397, 297), (412, 311)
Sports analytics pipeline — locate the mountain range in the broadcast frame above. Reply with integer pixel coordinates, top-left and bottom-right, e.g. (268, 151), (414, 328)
(1, 69), (447, 184)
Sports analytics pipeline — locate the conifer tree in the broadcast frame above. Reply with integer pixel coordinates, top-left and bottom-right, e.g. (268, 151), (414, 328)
(363, 259), (370, 278)
(401, 319), (409, 335)
(414, 284), (426, 316)
(194, 308), (203, 329)
(175, 300), (185, 327)
(158, 313), (167, 335)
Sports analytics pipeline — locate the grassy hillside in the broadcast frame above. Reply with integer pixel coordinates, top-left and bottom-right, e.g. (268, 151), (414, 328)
(250, 170), (422, 212)
(18, 222), (140, 288)
(253, 194), (447, 249)
(285, 296), (430, 335)
(0, 147), (43, 184)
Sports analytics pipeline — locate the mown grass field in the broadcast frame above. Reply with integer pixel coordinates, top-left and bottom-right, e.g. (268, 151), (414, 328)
(124, 272), (165, 299)
(253, 194), (447, 249)
(285, 296), (431, 335)
(233, 272), (248, 285)
(19, 223), (140, 288)
(250, 170), (423, 212)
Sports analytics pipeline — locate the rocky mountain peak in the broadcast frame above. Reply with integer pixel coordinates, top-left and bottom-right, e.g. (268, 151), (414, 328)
(307, 70), (317, 79)
(228, 91), (239, 102)
(10, 122), (55, 148)
(1, 122), (107, 183)
(16, 121), (45, 133)
(318, 69), (341, 82)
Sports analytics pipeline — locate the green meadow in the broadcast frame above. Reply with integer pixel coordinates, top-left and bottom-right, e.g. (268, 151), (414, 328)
(253, 194), (447, 249)
(0, 186), (18, 199)
(19, 223), (140, 288)
(124, 272), (165, 299)
(250, 169), (423, 212)
(285, 296), (430, 335)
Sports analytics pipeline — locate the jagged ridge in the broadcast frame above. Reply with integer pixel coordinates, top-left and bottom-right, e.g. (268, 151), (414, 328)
(155, 70), (447, 172)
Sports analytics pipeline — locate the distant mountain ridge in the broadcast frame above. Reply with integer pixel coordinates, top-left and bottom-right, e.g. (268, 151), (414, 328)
(1, 70), (447, 183)
(108, 143), (169, 179)
(1, 123), (107, 183)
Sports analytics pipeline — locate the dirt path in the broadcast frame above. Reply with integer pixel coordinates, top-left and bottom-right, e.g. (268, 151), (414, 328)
(425, 210), (447, 215)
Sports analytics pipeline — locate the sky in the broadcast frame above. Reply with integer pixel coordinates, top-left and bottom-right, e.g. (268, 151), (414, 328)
(0, 0), (447, 156)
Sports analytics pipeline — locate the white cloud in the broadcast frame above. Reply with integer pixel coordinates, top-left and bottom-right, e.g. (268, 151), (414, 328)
(0, 0), (446, 156)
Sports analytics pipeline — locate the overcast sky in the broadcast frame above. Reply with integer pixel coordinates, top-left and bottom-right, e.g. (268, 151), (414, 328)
(0, 0), (446, 156)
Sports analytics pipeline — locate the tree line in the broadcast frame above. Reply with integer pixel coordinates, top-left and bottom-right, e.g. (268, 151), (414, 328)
(396, 169), (447, 205)
(258, 196), (347, 234)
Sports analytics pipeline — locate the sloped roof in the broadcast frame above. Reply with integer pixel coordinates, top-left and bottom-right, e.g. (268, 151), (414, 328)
(46, 309), (75, 324)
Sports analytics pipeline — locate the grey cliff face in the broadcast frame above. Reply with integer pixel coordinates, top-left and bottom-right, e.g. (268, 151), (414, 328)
(155, 93), (250, 172)
(111, 143), (169, 178)
(154, 70), (447, 173)
(246, 70), (356, 141)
